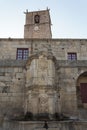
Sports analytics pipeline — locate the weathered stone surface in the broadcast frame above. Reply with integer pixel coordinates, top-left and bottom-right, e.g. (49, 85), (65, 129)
(0, 38), (87, 122)
(24, 10), (52, 39)
(0, 120), (87, 130)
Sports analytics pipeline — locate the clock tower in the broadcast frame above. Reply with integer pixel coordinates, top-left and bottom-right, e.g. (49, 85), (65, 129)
(24, 9), (52, 39)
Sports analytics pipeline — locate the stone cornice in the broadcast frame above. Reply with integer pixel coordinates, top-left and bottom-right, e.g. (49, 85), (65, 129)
(26, 51), (56, 67)
(26, 85), (57, 91)
(0, 60), (26, 67)
(0, 60), (86, 68)
(56, 60), (87, 68)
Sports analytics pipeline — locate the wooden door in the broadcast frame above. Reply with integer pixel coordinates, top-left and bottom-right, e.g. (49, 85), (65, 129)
(80, 83), (87, 103)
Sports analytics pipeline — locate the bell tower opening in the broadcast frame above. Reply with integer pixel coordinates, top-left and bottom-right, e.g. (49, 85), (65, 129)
(34, 15), (40, 24)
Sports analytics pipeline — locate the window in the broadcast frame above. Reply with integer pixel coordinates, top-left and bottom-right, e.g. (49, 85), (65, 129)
(34, 15), (40, 24)
(67, 53), (77, 60)
(17, 48), (29, 60)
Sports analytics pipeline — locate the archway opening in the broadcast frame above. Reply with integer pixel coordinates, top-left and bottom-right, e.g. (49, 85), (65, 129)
(76, 72), (87, 109)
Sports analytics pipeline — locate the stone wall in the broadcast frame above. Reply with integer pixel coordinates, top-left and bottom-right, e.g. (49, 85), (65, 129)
(0, 39), (86, 118)
(0, 120), (87, 130)
(0, 39), (87, 60)
(0, 64), (25, 118)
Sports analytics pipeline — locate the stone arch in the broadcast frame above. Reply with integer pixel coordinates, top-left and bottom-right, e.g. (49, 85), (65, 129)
(76, 71), (87, 109)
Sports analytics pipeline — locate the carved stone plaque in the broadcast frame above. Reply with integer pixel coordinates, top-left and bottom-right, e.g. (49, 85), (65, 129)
(39, 95), (48, 113)
(38, 57), (48, 70)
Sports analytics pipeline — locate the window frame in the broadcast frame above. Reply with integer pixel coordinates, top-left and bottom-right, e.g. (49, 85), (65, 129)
(16, 48), (29, 60)
(67, 52), (77, 61)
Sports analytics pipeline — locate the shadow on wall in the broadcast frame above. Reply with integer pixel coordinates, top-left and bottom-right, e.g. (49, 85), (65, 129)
(11, 112), (70, 121)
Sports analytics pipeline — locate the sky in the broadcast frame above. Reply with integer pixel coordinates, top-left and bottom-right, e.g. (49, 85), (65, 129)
(0, 0), (87, 39)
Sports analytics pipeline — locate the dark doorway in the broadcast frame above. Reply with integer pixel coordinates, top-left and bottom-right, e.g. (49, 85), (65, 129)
(80, 83), (87, 103)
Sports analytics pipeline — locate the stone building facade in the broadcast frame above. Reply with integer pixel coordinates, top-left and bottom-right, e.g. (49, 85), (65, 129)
(0, 38), (87, 120)
(0, 9), (87, 130)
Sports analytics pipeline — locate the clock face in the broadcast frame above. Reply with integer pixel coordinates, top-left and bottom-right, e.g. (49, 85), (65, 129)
(34, 26), (39, 31)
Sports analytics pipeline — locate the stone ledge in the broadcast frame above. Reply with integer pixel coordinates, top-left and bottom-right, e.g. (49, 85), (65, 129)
(57, 60), (87, 67)
(0, 60), (87, 67)
(0, 60), (27, 67)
